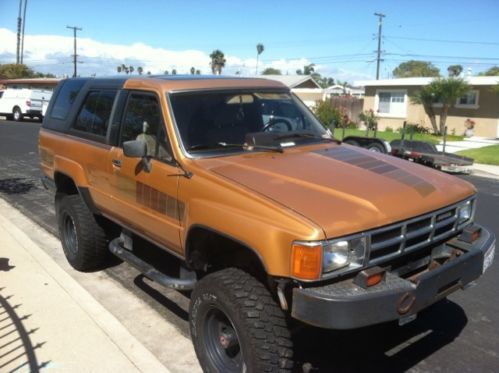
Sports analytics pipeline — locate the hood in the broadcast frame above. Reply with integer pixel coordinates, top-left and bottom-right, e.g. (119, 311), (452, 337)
(197, 144), (475, 238)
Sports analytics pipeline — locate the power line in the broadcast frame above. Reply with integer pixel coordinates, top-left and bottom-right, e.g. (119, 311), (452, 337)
(386, 52), (499, 61)
(385, 35), (499, 46)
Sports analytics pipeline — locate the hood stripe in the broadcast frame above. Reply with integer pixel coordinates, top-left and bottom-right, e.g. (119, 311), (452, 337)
(315, 147), (435, 197)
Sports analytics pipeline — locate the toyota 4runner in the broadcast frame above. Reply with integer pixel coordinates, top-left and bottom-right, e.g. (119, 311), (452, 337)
(39, 76), (495, 372)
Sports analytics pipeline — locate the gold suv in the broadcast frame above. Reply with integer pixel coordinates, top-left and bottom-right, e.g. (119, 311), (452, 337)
(39, 76), (495, 372)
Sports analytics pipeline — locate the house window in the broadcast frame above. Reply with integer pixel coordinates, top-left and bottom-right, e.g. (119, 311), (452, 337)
(456, 90), (479, 108)
(376, 90), (407, 117)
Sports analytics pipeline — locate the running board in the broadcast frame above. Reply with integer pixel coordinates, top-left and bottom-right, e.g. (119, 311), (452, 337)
(109, 237), (197, 291)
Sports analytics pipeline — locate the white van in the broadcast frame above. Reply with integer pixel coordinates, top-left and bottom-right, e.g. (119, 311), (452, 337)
(0, 88), (53, 121)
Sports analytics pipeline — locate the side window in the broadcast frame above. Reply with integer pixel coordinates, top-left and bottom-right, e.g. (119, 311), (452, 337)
(121, 93), (172, 161)
(73, 90), (116, 136)
(51, 79), (86, 120)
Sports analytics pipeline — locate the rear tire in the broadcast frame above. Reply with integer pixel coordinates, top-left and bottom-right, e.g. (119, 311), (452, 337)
(190, 268), (293, 372)
(56, 193), (109, 271)
(367, 143), (386, 153)
(12, 107), (23, 122)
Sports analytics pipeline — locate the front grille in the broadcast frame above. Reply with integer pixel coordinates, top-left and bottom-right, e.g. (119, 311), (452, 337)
(367, 202), (470, 265)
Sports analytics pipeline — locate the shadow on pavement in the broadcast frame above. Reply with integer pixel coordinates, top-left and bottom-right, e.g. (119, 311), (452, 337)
(292, 299), (468, 372)
(0, 284), (50, 372)
(0, 178), (36, 195)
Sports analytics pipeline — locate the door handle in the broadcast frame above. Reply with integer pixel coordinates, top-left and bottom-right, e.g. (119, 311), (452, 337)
(112, 159), (122, 167)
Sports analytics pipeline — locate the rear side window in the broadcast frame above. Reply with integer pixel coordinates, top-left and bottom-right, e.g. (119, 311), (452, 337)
(51, 79), (86, 120)
(73, 90), (117, 137)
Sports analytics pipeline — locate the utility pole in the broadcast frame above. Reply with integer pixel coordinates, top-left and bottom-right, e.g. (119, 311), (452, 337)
(67, 25), (82, 77)
(374, 12), (385, 80)
(16, 0), (23, 64)
(20, 0), (28, 64)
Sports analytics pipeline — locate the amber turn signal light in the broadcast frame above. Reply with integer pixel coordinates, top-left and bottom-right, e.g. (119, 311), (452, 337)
(291, 243), (322, 280)
(354, 266), (385, 289)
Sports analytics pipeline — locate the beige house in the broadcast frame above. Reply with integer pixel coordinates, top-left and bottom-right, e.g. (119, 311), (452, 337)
(356, 77), (499, 138)
(254, 75), (324, 108)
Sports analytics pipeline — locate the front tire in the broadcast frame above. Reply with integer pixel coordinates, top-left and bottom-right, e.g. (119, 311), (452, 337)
(190, 268), (293, 373)
(56, 193), (108, 271)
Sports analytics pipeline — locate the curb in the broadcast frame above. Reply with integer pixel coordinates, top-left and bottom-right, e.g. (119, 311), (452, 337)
(0, 198), (170, 373)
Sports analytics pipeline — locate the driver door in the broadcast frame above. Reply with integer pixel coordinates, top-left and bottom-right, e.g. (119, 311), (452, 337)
(108, 91), (183, 253)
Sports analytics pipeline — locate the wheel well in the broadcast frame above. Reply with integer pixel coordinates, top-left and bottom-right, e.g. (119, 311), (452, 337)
(54, 172), (78, 195)
(186, 226), (267, 282)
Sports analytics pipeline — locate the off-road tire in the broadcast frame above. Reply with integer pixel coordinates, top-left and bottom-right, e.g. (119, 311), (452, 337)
(56, 193), (108, 271)
(190, 268), (293, 373)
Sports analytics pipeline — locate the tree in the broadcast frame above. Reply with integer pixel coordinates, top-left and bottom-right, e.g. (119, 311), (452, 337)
(432, 78), (470, 134)
(137, 66), (143, 75)
(190, 67), (196, 75)
(412, 78), (471, 134)
(411, 85), (439, 134)
(129, 66), (134, 74)
(164, 70), (169, 75)
(392, 60), (440, 78)
(172, 69), (177, 75)
(447, 64), (463, 77)
(196, 69), (201, 75)
(117, 65), (122, 74)
(121, 63), (129, 74)
(256, 43), (264, 74)
(0, 63), (34, 79)
(478, 66), (499, 76)
(210, 49), (226, 75)
(296, 63), (315, 75)
(261, 67), (281, 75)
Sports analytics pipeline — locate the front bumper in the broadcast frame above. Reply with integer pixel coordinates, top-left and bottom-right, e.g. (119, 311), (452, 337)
(291, 225), (495, 329)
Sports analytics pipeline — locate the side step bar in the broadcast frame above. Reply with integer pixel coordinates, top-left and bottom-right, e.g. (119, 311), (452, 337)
(109, 237), (197, 291)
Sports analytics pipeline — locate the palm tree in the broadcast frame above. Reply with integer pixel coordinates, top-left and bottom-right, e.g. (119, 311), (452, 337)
(117, 65), (122, 74)
(210, 49), (226, 75)
(411, 85), (439, 134)
(164, 70), (169, 75)
(195, 69), (201, 75)
(412, 78), (470, 134)
(190, 67), (196, 75)
(129, 66), (134, 74)
(172, 69), (177, 75)
(256, 43), (264, 74)
(137, 66), (143, 75)
(432, 78), (470, 134)
(121, 64), (128, 74)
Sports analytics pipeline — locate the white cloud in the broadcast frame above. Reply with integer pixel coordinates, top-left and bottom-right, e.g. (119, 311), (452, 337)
(0, 28), (369, 82)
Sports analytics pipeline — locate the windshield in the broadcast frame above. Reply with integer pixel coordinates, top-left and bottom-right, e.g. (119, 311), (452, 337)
(169, 90), (330, 156)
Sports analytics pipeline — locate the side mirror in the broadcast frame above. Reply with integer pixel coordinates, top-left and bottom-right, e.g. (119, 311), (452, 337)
(123, 140), (147, 158)
(123, 140), (151, 173)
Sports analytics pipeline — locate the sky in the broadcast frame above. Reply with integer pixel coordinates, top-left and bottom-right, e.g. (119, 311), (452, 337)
(1, 0), (499, 83)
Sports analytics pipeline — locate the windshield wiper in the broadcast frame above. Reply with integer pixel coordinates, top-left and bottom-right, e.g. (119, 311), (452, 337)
(275, 132), (341, 144)
(188, 142), (283, 153)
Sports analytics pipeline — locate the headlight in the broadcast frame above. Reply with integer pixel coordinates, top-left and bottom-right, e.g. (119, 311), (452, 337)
(323, 237), (366, 274)
(457, 200), (472, 225)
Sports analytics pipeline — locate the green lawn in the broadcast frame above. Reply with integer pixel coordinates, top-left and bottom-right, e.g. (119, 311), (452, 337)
(456, 145), (499, 165)
(331, 128), (463, 145)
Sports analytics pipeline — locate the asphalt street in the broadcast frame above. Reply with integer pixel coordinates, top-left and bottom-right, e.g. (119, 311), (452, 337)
(1, 119), (498, 372)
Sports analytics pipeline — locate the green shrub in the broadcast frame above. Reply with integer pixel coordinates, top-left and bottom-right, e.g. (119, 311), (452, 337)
(385, 126), (394, 132)
(405, 123), (430, 134)
(313, 100), (341, 128)
(358, 110), (378, 130)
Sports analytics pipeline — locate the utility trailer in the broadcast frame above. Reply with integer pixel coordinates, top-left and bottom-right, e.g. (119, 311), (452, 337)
(389, 123), (474, 173)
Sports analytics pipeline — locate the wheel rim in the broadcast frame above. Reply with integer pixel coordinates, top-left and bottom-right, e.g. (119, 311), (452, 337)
(13, 110), (20, 121)
(203, 307), (243, 372)
(62, 213), (78, 255)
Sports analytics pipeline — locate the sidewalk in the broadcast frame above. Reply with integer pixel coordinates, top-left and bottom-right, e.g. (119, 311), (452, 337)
(0, 200), (171, 372)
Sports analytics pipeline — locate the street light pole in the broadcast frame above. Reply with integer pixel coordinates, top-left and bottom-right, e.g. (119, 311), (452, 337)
(374, 12), (385, 80)
(67, 25), (82, 77)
